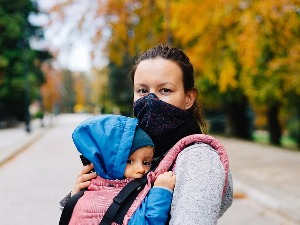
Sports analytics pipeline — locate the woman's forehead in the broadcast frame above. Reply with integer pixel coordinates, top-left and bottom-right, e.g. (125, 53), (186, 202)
(136, 58), (180, 71)
(134, 58), (183, 83)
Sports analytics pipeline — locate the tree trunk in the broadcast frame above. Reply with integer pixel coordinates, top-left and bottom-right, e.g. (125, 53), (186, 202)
(297, 107), (300, 149)
(267, 103), (282, 146)
(224, 96), (254, 140)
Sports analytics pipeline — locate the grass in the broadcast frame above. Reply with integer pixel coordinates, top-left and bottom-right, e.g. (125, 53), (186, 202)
(253, 130), (299, 150)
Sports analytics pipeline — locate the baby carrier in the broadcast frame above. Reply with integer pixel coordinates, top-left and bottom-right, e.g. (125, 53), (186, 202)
(59, 133), (229, 225)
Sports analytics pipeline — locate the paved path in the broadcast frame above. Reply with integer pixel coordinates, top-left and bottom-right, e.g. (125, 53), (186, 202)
(218, 136), (300, 224)
(0, 113), (90, 225)
(0, 115), (56, 166)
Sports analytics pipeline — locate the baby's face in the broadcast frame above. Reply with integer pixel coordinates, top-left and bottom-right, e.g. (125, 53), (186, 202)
(124, 146), (154, 179)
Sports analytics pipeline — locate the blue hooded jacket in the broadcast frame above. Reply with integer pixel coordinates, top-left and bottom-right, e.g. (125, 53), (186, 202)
(71, 114), (172, 225)
(72, 114), (138, 180)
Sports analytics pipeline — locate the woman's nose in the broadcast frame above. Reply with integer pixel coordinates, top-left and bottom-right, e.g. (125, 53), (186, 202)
(147, 93), (159, 100)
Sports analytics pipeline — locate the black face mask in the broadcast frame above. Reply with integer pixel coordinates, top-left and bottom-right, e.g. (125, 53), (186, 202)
(133, 93), (201, 159)
(133, 93), (191, 138)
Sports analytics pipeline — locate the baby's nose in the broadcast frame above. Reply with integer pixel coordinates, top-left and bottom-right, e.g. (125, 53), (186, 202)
(136, 163), (146, 174)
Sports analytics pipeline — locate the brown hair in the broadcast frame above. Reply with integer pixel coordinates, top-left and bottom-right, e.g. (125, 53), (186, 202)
(130, 43), (207, 133)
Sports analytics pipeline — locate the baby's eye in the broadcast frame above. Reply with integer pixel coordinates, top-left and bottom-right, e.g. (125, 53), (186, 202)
(143, 161), (152, 166)
(127, 159), (134, 164)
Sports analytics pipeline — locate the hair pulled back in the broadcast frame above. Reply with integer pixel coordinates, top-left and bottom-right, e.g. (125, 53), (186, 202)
(130, 43), (207, 133)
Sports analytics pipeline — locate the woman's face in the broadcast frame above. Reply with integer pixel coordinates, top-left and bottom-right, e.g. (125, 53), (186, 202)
(133, 58), (195, 110)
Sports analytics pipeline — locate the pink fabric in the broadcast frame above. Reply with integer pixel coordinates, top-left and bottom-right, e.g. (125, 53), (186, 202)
(69, 176), (133, 225)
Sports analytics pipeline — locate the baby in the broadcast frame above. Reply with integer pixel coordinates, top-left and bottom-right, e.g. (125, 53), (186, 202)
(65, 115), (175, 225)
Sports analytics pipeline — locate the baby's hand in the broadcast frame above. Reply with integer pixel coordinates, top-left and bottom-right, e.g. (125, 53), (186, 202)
(71, 164), (97, 196)
(154, 171), (176, 191)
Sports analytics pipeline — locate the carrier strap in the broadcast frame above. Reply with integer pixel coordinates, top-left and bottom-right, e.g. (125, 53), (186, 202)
(59, 189), (86, 225)
(59, 174), (148, 225)
(100, 174), (148, 224)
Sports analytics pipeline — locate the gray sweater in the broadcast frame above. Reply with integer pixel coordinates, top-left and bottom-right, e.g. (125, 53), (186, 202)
(170, 143), (233, 224)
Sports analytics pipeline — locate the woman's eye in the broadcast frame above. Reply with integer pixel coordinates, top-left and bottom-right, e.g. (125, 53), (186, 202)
(143, 161), (152, 166)
(137, 88), (148, 94)
(160, 88), (172, 94)
(127, 159), (134, 164)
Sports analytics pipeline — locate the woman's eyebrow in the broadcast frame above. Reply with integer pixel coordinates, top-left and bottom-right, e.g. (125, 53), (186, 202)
(134, 83), (147, 87)
(158, 82), (176, 87)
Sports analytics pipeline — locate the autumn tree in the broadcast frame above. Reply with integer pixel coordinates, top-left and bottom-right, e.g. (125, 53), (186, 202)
(59, 70), (76, 113)
(73, 72), (92, 113)
(40, 62), (61, 114)
(47, 0), (300, 146)
(236, 0), (300, 145)
(90, 67), (111, 114)
(103, 1), (168, 115)
(169, 0), (254, 139)
(48, 0), (168, 115)
(171, 0), (300, 145)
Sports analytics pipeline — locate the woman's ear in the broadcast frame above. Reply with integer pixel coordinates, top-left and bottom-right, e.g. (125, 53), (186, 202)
(185, 89), (197, 110)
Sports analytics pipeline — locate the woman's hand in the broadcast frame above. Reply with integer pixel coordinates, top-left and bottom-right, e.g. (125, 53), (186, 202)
(154, 171), (176, 190)
(71, 164), (97, 196)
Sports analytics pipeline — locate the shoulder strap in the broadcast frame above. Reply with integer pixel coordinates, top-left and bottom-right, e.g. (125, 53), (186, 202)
(154, 134), (229, 196)
(59, 189), (86, 225)
(100, 174), (148, 225)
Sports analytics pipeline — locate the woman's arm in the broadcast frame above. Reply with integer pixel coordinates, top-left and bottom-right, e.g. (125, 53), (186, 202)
(219, 170), (233, 217)
(170, 143), (227, 225)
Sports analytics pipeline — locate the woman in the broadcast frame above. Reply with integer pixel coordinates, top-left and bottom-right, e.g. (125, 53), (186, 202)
(62, 43), (233, 224)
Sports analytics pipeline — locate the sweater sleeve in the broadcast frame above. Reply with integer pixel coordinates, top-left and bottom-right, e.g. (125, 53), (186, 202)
(59, 192), (71, 210)
(128, 187), (173, 225)
(169, 143), (226, 225)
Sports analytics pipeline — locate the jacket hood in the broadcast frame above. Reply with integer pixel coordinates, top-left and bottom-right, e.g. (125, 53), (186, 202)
(72, 114), (138, 180)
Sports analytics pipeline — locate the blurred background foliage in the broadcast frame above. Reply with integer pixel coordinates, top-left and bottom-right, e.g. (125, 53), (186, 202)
(0, 0), (299, 149)
(0, 0), (51, 128)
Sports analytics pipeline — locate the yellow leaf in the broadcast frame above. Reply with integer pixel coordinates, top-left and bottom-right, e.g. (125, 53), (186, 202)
(219, 59), (238, 92)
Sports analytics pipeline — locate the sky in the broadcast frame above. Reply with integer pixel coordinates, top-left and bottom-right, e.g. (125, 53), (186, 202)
(33, 0), (92, 72)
